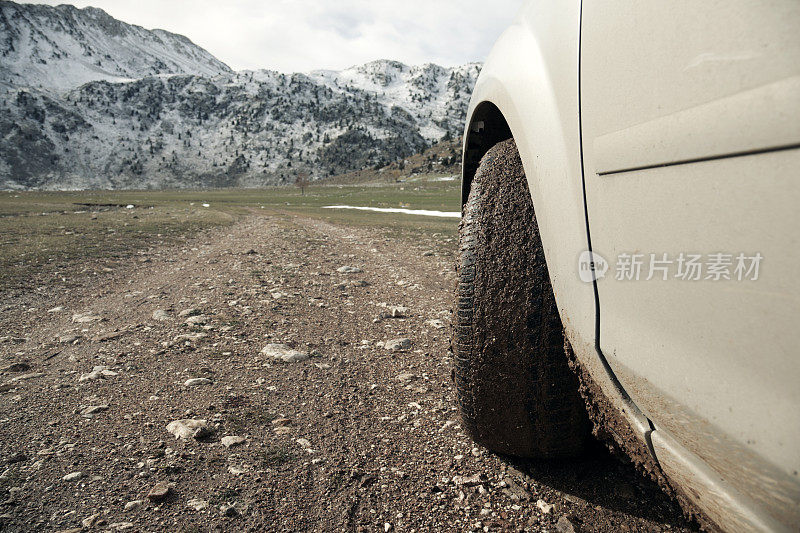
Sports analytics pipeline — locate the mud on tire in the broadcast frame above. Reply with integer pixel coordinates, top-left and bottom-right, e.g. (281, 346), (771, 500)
(453, 138), (589, 458)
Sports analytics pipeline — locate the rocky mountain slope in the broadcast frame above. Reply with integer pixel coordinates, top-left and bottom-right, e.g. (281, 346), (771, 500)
(0, 1), (480, 190)
(0, 0), (232, 92)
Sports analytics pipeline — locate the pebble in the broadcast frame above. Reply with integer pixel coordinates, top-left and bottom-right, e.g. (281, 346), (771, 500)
(336, 266), (362, 273)
(152, 309), (170, 321)
(387, 306), (408, 318)
(147, 481), (172, 502)
(166, 419), (208, 439)
(385, 338), (412, 351)
(184, 377), (212, 387)
(79, 365), (118, 382)
(261, 344), (310, 363)
(47, 306), (64, 313)
(221, 435), (246, 448)
(187, 498), (209, 511)
(271, 417), (292, 427)
(452, 474), (487, 487)
(220, 503), (240, 517)
(425, 319), (446, 329)
(537, 499), (554, 514)
(172, 333), (207, 344)
(82, 513), (104, 528)
(184, 315), (208, 326)
(556, 515), (580, 533)
(58, 334), (81, 344)
(124, 500), (144, 511)
(80, 405), (109, 417)
(396, 372), (417, 382)
(62, 471), (83, 481)
(72, 312), (103, 323)
(178, 308), (200, 317)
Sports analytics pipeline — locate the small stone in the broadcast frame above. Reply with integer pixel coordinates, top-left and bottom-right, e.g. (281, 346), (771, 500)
(396, 372), (417, 382)
(124, 500), (144, 511)
(82, 513), (103, 528)
(147, 481), (172, 502)
(178, 308), (201, 317)
(271, 417), (292, 427)
(72, 312), (103, 323)
(537, 499), (554, 514)
(184, 315), (208, 326)
(385, 338), (412, 351)
(389, 306), (408, 318)
(79, 365), (118, 382)
(295, 438), (312, 449)
(58, 334), (81, 344)
(221, 435), (246, 448)
(80, 405), (109, 417)
(273, 426), (293, 435)
(261, 344), (309, 363)
(220, 503), (240, 517)
(452, 474), (487, 487)
(227, 465), (247, 475)
(166, 419), (208, 439)
(63, 471), (83, 481)
(425, 319), (445, 329)
(336, 266), (362, 273)
(556, 515), (580, 533)
(109, 522), (135, 530)
(152, 309), (170, 321)
(187, 498), (209, 511)
(184, 377), (212, 387)
(172, 333), (207, 344)
(47, 306), (64, 313)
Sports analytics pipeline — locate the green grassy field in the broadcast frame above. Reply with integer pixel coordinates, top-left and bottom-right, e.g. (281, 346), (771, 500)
(0, 181), (461, 291)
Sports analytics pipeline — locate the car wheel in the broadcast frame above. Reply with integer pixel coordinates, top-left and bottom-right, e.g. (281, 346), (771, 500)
(454, 138), (589, 458)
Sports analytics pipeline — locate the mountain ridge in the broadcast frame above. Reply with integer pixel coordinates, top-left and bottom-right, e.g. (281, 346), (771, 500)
(0, 1), (479, 190)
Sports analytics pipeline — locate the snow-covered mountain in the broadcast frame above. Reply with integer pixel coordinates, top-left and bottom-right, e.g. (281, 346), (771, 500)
(0, 1), (480, 190)
(0, 0), (231, 92)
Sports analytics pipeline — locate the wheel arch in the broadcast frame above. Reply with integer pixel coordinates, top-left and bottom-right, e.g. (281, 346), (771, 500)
(461, 101), (512, 207)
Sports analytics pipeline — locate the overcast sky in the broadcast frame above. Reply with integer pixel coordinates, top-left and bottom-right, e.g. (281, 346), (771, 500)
(26, 0), (525, 72)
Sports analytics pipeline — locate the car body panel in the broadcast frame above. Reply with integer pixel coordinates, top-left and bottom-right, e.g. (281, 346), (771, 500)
(652, 428), (791, 532)
(580, 0), (800, 527)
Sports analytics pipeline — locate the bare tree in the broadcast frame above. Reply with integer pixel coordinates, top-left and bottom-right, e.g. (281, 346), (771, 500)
(295, 172), (310, 195)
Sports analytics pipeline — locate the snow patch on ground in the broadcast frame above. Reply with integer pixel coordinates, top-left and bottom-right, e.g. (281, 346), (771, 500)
(322, 206), (460, 218)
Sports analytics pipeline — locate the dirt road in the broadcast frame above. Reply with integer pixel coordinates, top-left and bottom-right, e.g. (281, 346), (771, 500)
(0, 213), (692, 532)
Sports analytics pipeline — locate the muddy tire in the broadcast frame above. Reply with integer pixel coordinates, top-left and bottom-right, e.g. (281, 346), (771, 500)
(454, 138), (589, 458)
